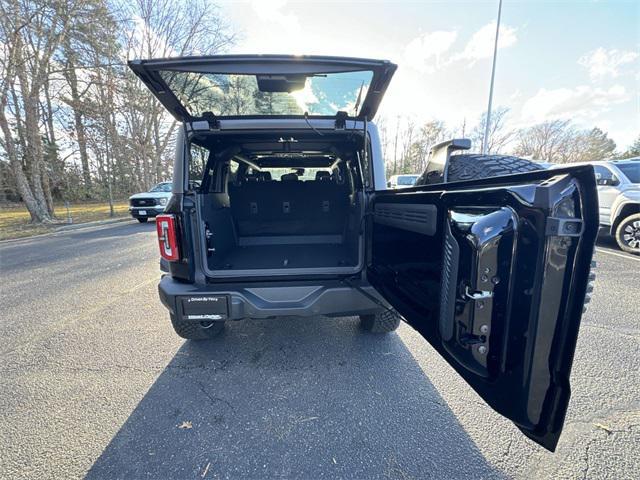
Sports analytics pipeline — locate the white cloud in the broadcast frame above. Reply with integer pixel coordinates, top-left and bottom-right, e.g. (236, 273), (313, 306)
(404, 30), (458, 73)
(246, 0), (304, 53)
(251, 0), (300, 29)
(521, 85), (630, 122)
(453, 21), (517, 63)
(578, 47), (639, 79)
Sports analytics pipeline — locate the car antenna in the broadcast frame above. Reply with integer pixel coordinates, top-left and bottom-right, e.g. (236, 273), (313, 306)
(304, 111), (324, 136)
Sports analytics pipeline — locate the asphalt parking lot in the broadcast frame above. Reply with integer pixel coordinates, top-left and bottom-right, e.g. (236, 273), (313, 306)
(0, 221), (638, 479)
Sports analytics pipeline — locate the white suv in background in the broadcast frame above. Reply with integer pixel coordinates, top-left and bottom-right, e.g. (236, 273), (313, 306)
(591, 159), (640, 254)
(128, 181), (172, 223)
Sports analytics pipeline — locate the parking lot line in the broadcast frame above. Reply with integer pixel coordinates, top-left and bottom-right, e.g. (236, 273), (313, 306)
(595, 247), (640, 262)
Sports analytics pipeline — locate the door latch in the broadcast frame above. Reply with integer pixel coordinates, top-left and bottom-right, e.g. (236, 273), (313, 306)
(204, 223), (215, 254)
(464, 286), (493, 301)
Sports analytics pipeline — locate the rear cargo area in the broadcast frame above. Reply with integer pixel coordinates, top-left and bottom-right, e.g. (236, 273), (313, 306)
(191, 128), (366, 277)
(199, 170), (363, 275)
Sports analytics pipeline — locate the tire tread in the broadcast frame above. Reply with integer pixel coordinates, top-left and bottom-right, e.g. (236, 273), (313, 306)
(447, 154), (542, 182)
(360, 310), (401, 333)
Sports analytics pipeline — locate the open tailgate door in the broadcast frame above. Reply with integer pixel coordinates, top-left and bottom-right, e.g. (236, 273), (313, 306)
(368, 166), (598, 451)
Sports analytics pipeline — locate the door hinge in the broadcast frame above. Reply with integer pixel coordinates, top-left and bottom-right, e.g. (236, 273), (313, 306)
(335, 111), (348, 129)
(201, 111), (220, 130)
(545, 217), (584, 237)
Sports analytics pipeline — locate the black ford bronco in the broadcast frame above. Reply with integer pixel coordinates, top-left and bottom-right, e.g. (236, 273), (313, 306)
(130, 55), (598, 451)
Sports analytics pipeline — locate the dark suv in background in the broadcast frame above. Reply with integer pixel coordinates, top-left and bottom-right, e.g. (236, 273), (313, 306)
(131, 54), (598, 451)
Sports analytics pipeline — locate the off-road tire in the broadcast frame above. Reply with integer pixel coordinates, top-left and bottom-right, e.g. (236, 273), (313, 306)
(615, 213), (640, 254)
(359, 310), (401, 333)
(170, 314), (225, 340)
(447, 154), (542, 182)
(137, 218), (148, 223)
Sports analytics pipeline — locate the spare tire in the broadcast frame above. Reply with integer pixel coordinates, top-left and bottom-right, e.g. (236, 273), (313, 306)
(447, 154), (542, 182)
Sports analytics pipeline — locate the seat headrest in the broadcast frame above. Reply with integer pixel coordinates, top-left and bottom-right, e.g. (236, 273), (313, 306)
(281, 173), (299, 182)
(315, 171), (331, 181)
(261, 171), (272, 181)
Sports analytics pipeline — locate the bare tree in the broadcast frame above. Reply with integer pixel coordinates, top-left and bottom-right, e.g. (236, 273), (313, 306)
(514, 121), (616, 163)
(513, 120), (574, 162)
(116, 0), (234, 189)
(471, 106), (513, 154)
(0, 0), (80, 221)
(619, 135), (640, 159)
(0, 0), (234, 223)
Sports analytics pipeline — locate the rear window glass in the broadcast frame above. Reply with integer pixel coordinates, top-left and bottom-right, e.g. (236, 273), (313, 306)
(159, 70), (373, 117)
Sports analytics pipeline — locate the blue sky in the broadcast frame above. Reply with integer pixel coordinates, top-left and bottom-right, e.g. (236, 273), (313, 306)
(218, 0), (639, 149)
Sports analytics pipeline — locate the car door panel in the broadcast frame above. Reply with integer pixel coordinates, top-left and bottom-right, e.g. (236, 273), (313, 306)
(367, 166), (598, 451)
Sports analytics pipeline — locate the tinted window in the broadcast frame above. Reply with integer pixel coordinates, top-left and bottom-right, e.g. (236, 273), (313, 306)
(593, 165), (613, 180)
(616, 163), (640, 183)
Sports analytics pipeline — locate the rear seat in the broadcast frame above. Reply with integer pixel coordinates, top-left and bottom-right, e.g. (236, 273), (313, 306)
(230, 173), (349, 236)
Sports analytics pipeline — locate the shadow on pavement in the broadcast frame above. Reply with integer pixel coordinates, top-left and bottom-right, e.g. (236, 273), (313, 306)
(87, 317), (501, 479)
(595, 228), (621, 250)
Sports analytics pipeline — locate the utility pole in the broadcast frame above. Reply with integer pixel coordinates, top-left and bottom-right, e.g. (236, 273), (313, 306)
(482, 0), (503, 155)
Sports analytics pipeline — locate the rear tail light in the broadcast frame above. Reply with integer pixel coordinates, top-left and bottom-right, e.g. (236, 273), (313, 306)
(156, 214), (180, 261)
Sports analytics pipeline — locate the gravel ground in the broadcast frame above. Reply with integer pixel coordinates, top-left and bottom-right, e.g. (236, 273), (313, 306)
(0, 222), (638, 479)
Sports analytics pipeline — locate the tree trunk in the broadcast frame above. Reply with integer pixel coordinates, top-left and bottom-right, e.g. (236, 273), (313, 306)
(65, 53), (92, 192)
(42, 77), (57, 216)
(14, 53), (52, 222)
(0, 104), (51, 222)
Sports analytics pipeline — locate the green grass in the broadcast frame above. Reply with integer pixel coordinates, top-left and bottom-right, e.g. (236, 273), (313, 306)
(0, 201), (130, 241)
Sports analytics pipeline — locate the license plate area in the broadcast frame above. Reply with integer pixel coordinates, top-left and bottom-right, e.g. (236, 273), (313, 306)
(179, 295), (229, 321)
(138, 210), (147, 215)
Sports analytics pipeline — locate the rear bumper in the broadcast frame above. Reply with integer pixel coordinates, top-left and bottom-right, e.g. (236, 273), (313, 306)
(158, 275), (388, 321)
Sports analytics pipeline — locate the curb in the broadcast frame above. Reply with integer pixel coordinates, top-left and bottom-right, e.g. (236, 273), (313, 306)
(0, 217), (136, 245)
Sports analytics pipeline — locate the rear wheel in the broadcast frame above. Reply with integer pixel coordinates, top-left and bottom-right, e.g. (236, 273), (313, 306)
(615, 213), (640, 254)
(359, 310), (401, 333)
(170, 314), (225, 340)
(137, 218), (148, 223)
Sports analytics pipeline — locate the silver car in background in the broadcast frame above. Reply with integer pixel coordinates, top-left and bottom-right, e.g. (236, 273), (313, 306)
(387, 174), (420, 189)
